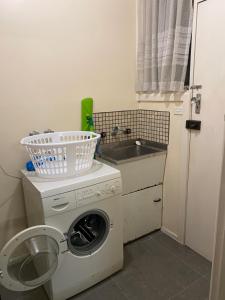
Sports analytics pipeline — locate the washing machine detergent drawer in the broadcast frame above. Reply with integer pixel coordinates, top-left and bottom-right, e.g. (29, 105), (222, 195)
(42, 190), (76, 217)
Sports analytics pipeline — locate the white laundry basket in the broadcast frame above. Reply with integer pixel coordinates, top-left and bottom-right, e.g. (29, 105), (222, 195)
(20, 131), (100, 178)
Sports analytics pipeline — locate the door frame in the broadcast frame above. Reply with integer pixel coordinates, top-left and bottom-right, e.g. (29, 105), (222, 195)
(209, 121), (225, 300)
(177, 0), (207, 245)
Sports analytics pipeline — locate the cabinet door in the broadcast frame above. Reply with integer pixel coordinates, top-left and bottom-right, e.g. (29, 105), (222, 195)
(118, 154), (166, 194)
(122, 185), (162, 243)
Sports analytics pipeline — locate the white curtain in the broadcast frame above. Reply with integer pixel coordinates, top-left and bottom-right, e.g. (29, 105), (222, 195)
(136, 0), (193, 93)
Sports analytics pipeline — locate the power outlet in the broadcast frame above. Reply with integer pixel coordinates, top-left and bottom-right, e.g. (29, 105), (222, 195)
(174, 107), (184, 115)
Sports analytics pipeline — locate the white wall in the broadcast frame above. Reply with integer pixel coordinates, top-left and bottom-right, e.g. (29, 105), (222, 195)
(0, 0), (137, 248)
(138, 94), (190, 242)
(0, 0), (193, 250)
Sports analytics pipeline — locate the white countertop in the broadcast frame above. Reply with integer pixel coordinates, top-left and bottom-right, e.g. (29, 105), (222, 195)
(21, 160), (121, 198)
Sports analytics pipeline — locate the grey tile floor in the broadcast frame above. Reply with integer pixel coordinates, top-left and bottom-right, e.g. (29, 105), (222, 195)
(0, 231), (211, 300)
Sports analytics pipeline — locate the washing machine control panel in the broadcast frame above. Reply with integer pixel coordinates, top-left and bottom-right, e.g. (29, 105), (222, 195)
(43, 178), (122, 216)
(76, 178), (122, 208)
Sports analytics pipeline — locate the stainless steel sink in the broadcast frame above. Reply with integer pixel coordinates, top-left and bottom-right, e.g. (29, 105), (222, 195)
(97, 139), (167, 164)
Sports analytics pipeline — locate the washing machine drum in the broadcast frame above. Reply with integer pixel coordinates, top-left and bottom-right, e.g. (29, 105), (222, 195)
(0, 225), (67, 292)
(67, 210), (110, 256)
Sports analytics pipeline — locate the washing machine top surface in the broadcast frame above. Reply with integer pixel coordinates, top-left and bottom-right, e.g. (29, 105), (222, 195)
(21, 160), (120, 198)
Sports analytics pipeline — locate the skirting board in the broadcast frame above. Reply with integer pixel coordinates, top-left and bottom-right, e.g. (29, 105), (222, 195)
(161, 226), (179, 242)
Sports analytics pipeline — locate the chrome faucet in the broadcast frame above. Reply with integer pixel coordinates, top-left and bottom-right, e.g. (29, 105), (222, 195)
(111, 126), (131, 136)
(112, 126), (123, 136)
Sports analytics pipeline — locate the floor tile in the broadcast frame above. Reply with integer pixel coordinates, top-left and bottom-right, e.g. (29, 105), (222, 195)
(112, 266), (166, 300)
(0, 232), (212, 300)
(126, 236), (201, 298)
(171, 276), (210, 300)
(72, 279), (128, 300)
(151, 231), (212, 276)
(0, 286), (48, 300)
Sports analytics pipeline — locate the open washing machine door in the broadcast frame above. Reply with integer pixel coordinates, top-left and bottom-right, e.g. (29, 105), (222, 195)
(0, 225), (67, 292)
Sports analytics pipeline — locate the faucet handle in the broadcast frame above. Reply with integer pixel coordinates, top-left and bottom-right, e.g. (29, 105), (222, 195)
(101, 132), (107, 138)
(125, 128), (131, 134)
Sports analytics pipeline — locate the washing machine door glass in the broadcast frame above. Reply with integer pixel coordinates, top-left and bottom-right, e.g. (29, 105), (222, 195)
(0, 225), (66, 292)
(67, 210), (110, 256)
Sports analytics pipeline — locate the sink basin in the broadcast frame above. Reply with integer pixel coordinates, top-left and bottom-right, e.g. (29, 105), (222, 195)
(98, 139), (167, 164)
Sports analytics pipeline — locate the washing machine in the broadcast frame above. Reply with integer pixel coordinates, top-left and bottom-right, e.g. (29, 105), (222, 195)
(0, 161), (123, 300)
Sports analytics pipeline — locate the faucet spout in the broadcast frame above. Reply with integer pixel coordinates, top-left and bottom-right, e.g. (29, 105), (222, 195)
(111, 126), (131, 136)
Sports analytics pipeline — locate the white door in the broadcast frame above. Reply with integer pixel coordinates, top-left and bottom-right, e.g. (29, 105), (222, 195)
(186, 0), (225, 261)
(0, 225), (66, 292)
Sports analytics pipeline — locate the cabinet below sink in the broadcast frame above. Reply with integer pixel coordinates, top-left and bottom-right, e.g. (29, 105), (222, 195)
(123, 185), (162, 243)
